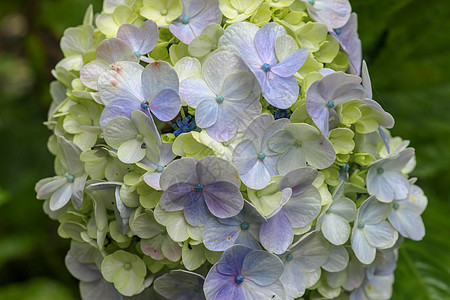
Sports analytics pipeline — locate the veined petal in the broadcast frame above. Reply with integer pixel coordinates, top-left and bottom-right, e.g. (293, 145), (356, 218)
(180, 77), (216, 108)
(262, 73), (299, 109)
(196, 100), (219, 128)
(364, 221), (398, 248)
(254, 23), (287, 65)
(142, 61), (179, 100)
(241, 250), (284, 285)
(99, 99), (141, 129)
(149, 88), (182, 122)
(351, 228), (376, 264)
(160, 183), (194, 211)
(259, 210), (293, 254)
(203, 181), (244, 219)
(271, 48), (309, 78)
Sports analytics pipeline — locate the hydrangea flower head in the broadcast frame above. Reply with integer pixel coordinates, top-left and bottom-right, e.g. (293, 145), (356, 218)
(38, 1), (428, 298)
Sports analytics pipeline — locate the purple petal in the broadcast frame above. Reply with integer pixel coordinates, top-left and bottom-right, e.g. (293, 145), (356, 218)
(160, 183), (195, 211)
(261, 73), (299, 109)
(220, 72), (255, 101)
(206, 104), (238, 142)
(184, 192), (212, 226)
(142, 61), (179, 100)
(283, 187), (322, 228)
(196, 156), (241, 188)
(99, 99), (141, 128)
(216, 245), (253, 276)
(204, 266), (243, 300)
(150, 88), (182, 121)
(279, 167), (318, 196)
(308, 0), (351, 30)
(143, 172), (162, 190)
(95, 37), (137, 65)
(271, 48), (309, 77)
(195, 100), (219, 128)
(160, 158), (199, 190)
(117, 20), (158, 55)
(189, 0), (221, 36)
(203, 181), (244, 219)
(169, 23), (196, 45)
(254, 23), (287, 65)
(259, 210), (293, 254)
(241, 250), (284, 285)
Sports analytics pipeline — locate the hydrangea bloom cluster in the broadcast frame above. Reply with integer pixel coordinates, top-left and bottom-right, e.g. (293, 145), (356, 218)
(37, 1), (427, 299)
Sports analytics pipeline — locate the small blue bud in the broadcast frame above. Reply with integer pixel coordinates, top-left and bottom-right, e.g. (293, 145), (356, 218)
(294, 140), (302, 148)
(156, 165), (164, 173)
(216, 95), (224, 103)
(261, 63), (271, 72)
(141, 102), (149, 109)
(334, 28), (342, 35)
(327, 100), (335, 108)
(341, 163), (350, 172)
(235, 274), (244, 284)
(195, 183), (204, 191)
(286, 253), (293, 261)
(309, 0), (315, 5)
(258, 152), (266, 160)
(134, 51), (141, 58)
(240, 222), (249, 230)
(377, 168), (384, 175)
(358, 221), (365, 229)
(182, 16), (190, 24)
(393, 203), (400, 210)
(65, 173), (74, 183)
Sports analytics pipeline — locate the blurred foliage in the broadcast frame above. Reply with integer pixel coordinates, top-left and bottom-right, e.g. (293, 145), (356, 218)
(0, 0), (448, 299)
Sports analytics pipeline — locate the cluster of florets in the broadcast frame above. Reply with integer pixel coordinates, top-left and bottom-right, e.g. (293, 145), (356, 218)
(36, 0), (427, 299)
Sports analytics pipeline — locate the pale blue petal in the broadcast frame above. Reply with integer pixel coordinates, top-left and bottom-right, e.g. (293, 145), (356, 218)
(271, 48), (309, 77)
(149, 88), (181, 122)
(49, 183), (73, 211)
(261, 73), (299, 109)
(279, 167), (318, 196)
(364, 221), (398, 248)
(142, 61), (179, 100)
(259, 211), (293, 254)
(179, 77), (216, 108)
(99, 99), (141, 128)
(241, 250), (284, 285)
(283, 187), (321, 228)
(195, 100), (219, 128)
(160, 183), (195, 211)
(352, 228), (376, 264)
(117, 20), (159, 55)
(160, 158), (199, 190)
(254, 23), (287, 65)
(240, 160), (271, 190)
(389, 207), (425, 241)
(203, 218), (241, 251)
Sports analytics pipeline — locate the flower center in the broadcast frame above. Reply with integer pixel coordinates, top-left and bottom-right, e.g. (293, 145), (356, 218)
(294, 140), (302, 148)
(134, 51), (141, 58)
(216, 95), (224, 104)
(286, 253), (293, 261)
(358, 221), (365, 229)
(182, 16), (190, 24)
(235, 274), (244, 284)
(195, 183), (204, 191)
(341, 163), (350, 172)
(334, 28), (342, 35)
(160, 9), (168, 16)
(136, 134), (143, 141)
(377, 168), (384, 175)
(124, 263), (132, 271)
(327, 100), (335, 108)
(309, 0), (315, 5)
(258, 152), (266, 160)
(156, 165), (164, 173)
(240, 222), (249, 230)
(193, 285), (201, 293)
(141, 101), (149, 109)
(261, 63), (271, 72)
(65, 173), (74, 183)
(393, 203), (400, 210)
(237, 9), (245, 14)
(160, 228), (167, 235)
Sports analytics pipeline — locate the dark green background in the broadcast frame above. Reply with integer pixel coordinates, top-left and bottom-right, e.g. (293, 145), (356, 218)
(0, 0), (448, 299)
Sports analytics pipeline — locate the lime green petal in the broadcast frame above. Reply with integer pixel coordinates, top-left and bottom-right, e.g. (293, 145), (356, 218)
(118, 139), (146, 164)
